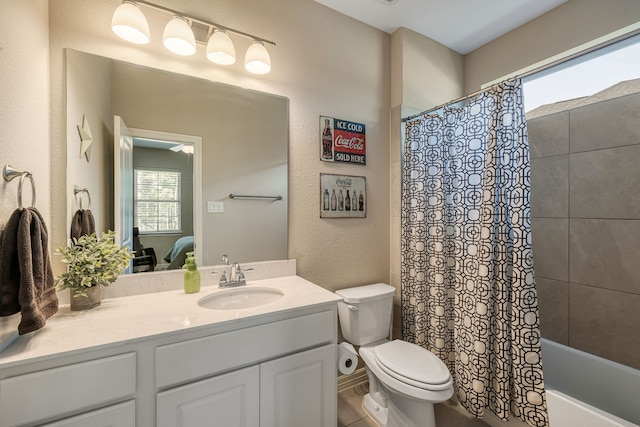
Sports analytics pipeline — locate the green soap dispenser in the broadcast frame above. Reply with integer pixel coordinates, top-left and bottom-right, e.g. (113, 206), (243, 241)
(183, 252), (201, 294)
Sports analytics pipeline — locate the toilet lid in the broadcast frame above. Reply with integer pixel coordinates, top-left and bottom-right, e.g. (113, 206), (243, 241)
(374, 340), (452, 390)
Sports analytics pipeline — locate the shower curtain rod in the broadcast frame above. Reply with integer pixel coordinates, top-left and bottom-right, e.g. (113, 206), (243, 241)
(401, 83), (502, 122)
(401, 25), (640, 124)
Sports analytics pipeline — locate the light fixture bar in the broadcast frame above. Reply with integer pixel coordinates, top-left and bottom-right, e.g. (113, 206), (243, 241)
(132, 0), (276, 47)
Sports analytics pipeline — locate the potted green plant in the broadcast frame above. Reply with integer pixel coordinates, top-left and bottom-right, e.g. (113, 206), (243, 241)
(56, 230), (132, 311)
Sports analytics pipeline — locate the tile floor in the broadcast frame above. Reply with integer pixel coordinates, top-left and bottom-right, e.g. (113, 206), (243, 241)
(338, 383), (491, 427)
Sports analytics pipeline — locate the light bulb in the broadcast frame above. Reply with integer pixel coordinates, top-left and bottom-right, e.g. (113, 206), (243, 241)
(163, 16), (196, 56)
(244, 41), (271, 75)
(111, 1), (150, 45)
(206, 30), (236, 65)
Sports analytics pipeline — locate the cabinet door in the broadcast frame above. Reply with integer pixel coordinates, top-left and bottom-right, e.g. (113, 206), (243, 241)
(40, 401), (135, 427)
(260, 344), (336, 427)
(157, 365), (259, 427)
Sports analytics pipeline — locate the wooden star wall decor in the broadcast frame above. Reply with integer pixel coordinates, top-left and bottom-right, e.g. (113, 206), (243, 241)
(77, 115), (93, 162)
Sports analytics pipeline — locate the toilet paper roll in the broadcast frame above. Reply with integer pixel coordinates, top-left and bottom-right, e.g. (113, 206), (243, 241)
(337, 342), (358, 375)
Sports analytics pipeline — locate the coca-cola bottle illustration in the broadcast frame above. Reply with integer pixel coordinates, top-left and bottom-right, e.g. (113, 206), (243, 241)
(345, 190), (351, 211)
(321, 118), (333, 160)
(323, 188), (329, 210)
(358, 191), (364, 211)
(338, 189), (344, 211)
(331, 189), (337, 211)
(352, 192), (358, 212)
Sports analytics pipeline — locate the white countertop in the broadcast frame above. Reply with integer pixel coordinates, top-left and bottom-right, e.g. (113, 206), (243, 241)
(0, 274), (342, 369)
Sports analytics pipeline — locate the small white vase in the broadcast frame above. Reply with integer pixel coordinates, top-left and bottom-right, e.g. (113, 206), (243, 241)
(70, 286), (101, 311)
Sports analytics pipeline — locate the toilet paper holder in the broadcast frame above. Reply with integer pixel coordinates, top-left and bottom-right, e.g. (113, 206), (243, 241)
(337, 342), (358, 375)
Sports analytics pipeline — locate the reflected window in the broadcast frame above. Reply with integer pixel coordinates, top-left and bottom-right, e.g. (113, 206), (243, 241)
(134, 168), (182, 233)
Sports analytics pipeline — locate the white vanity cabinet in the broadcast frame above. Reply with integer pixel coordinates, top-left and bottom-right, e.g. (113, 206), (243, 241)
(157, 366), (260, 427)
(260, 344), (336, 427)
(154, 310), (337, 427)
(0, 353), (136, 427)
(40, 401), (136, 427)
(0, 272), (342, 427)
(155, 344), (336, 427)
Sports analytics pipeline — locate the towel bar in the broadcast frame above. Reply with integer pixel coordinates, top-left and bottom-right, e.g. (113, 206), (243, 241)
(229, 193), (283, 200)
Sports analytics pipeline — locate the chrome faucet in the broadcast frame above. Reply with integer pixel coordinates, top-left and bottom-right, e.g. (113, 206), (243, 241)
(215, 261), (253, 288)
(229, 262), (246, 285)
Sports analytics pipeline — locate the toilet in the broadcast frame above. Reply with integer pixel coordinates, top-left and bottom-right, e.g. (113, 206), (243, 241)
(335, 283), (454, 427)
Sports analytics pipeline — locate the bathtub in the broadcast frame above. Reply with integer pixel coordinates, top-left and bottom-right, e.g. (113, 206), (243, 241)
(547, 389), (638, 427)
(542, 339), (640, 427)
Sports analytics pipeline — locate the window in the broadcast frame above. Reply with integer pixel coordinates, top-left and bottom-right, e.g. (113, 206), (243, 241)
(523, 33), (640, 112)
(134, 169), (181, 233)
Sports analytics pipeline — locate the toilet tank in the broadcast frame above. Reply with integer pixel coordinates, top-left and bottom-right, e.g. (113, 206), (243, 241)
(335, 283), (395, 346)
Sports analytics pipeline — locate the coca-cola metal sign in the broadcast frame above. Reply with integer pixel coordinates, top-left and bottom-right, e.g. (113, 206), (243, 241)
(320, 116), (366, 165)
(320, 173), (366, 218)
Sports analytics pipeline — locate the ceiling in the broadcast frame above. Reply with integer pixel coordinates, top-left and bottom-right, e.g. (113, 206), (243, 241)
(314, 0), (567, 54)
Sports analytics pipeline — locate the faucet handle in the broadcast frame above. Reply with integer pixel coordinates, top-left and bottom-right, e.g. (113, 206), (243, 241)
(211, 269), (228, 286)
(237, 266), (254, 282)
(221, 254), (230, 265)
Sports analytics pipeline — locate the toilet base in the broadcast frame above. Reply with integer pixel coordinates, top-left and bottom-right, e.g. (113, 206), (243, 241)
(362, 385), (437, 427)
(363, 392), (388, 426)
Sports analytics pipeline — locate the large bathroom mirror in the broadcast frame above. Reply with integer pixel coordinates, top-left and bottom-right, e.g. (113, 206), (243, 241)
(66, 49), (288, 272)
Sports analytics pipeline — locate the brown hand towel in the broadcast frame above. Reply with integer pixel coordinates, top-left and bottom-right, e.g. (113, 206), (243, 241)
(82, 209), (96, 237)
(16, 208), (58, 334)
(71, 209), (96, 241)
(0, 209), (23, 316)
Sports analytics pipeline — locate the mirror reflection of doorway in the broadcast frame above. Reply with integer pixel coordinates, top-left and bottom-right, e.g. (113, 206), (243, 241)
(114, 119), (202, 274)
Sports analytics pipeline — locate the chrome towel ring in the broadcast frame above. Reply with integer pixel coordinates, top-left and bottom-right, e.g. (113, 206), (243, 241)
(73, 185), (91, 210)
(3, 164), (36, 210)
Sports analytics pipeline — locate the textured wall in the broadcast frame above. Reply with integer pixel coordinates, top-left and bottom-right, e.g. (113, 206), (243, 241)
(0, 1), (50, 224)
(464, 0), (640, 91)
(48, 0), (391, 290)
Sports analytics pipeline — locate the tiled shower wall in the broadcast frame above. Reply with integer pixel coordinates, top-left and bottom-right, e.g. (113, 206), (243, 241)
(528, 92), (640, 370)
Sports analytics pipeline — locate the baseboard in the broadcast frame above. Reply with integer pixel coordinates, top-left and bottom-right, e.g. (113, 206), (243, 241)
(338, 367), (368, 393)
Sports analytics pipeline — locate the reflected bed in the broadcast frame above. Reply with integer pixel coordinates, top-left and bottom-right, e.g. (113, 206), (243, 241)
(163, 236), (194, 270)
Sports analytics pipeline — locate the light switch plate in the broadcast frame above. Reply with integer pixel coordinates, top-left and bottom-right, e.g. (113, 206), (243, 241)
(208, 201), (224, 213)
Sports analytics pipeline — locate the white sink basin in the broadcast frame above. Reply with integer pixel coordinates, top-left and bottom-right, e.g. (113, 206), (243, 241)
(198, 287), (284, 310)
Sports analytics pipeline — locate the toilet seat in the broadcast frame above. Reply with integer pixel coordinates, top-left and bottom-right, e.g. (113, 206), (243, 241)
(374, 340), (452, 391)
(359, 344), (454, 402)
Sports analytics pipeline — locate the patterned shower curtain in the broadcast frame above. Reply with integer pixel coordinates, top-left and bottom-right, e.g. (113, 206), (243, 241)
(401, 79), (548, 426)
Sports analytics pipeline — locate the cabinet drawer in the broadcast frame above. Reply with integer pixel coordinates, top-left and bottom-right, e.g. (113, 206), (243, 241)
(0, 353), (136, 426)
(156, 310), (335, 388)
(41, 401), (135, 427)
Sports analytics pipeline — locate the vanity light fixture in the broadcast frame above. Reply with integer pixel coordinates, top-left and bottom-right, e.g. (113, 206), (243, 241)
(111, 0), (275, 74)
(244, 41), (271, 75)
(111, 1), (150, 44)
(163, 16), (196, 56)
(206, 30), (236, 65)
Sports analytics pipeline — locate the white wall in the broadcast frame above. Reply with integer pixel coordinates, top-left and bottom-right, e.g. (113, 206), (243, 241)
(48, 0), (391, 291)
(0, 0), (50, 223)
